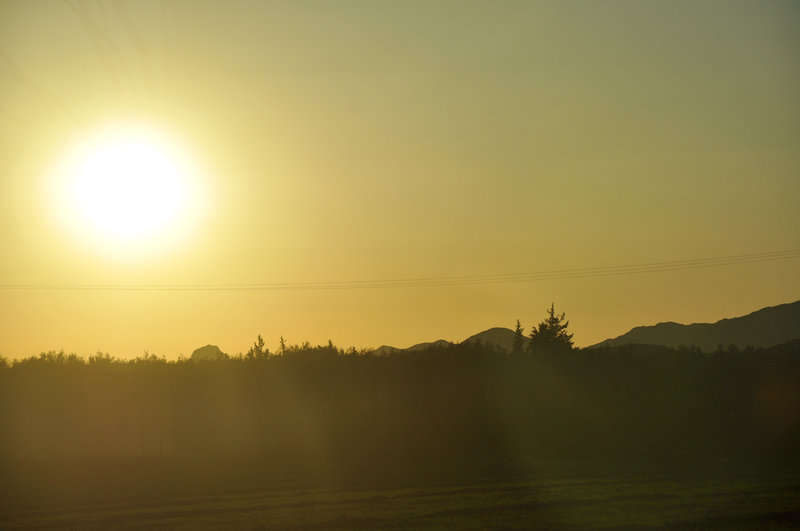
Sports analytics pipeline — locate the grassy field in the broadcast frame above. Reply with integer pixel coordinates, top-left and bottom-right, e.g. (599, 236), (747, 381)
(3, 462), (798, 530)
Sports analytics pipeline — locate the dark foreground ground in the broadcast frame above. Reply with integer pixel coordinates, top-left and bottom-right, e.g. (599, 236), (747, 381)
(2, 459), (798, 530)
(2, 344), (798, 528)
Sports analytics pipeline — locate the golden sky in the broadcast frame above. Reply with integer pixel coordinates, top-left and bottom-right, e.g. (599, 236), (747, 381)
(1, 1), (799, 358)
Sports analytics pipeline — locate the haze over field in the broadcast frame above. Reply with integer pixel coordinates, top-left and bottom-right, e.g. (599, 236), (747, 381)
(1, 1), (799, 359)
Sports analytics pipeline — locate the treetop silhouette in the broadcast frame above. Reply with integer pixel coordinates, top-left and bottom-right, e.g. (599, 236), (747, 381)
(528, 303), (574, 355)
(511, 319), (525, 357)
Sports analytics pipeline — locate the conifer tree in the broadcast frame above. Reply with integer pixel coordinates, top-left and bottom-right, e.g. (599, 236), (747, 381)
(511, 319), (525, 357)
(279, 336), (287, 356)
(528, 303), (574, 355)
(247, 334), (267, 359)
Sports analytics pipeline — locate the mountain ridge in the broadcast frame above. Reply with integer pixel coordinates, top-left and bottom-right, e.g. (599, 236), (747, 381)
(370, 301), (800, 355)
(589, 300), (800, 352)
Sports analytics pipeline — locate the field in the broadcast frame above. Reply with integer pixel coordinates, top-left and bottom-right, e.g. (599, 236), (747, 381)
(3, 461), (799, 530)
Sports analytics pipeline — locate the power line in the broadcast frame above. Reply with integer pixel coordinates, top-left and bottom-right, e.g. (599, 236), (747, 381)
(2, 248), (798, 292)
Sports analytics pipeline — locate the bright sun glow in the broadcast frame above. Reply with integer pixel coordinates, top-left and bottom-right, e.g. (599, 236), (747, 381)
(50, 124), (207, 260)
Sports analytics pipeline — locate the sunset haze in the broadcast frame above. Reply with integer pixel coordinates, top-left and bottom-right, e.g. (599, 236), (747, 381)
(1, 0), (799, 359)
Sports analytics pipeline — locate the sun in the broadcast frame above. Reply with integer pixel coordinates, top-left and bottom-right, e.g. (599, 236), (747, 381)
(50, 124), (207, 259)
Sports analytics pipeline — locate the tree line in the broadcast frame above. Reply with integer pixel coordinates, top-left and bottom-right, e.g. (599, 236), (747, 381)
(1, 305), (798, 512)
(0, 303), (575, 368)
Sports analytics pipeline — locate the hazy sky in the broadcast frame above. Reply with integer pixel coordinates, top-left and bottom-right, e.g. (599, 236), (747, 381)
(1, 1), (799, 358)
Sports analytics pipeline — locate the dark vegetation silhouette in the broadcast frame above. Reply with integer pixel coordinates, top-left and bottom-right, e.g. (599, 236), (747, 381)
(0, 306), (799, 517)
(528, 303), (574, 355)
(511, 319), (525, 357)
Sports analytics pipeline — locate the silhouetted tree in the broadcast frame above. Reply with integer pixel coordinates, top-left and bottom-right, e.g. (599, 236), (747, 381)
(247, 334), (268, 359)
(279, 336), (287, 356)
(135, 350), (168, 364)
(528, 303), (573, 355)
(512, 319), (525, 357)
(88, 352), (115, 365)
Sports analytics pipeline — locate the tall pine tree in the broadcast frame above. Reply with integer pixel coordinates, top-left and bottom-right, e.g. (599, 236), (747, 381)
(511, 319), (525, 357)
(528, 303), (573, 355)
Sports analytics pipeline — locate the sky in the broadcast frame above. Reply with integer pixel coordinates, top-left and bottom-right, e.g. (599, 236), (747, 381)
(1, 0), (799, 359)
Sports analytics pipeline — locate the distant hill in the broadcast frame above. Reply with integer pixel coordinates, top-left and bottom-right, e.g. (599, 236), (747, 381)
(407, 339), (453, 352)
(190, 344), (229, 361)
(371, 345), (401, 356)
(372, 328), (523, 356)
(590, 301), (800, 352)
(371, 340), (453, 356)
(463, 327), (527, 352)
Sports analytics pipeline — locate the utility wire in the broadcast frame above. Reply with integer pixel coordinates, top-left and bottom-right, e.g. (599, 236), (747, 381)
(2, 249), (798, 292)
